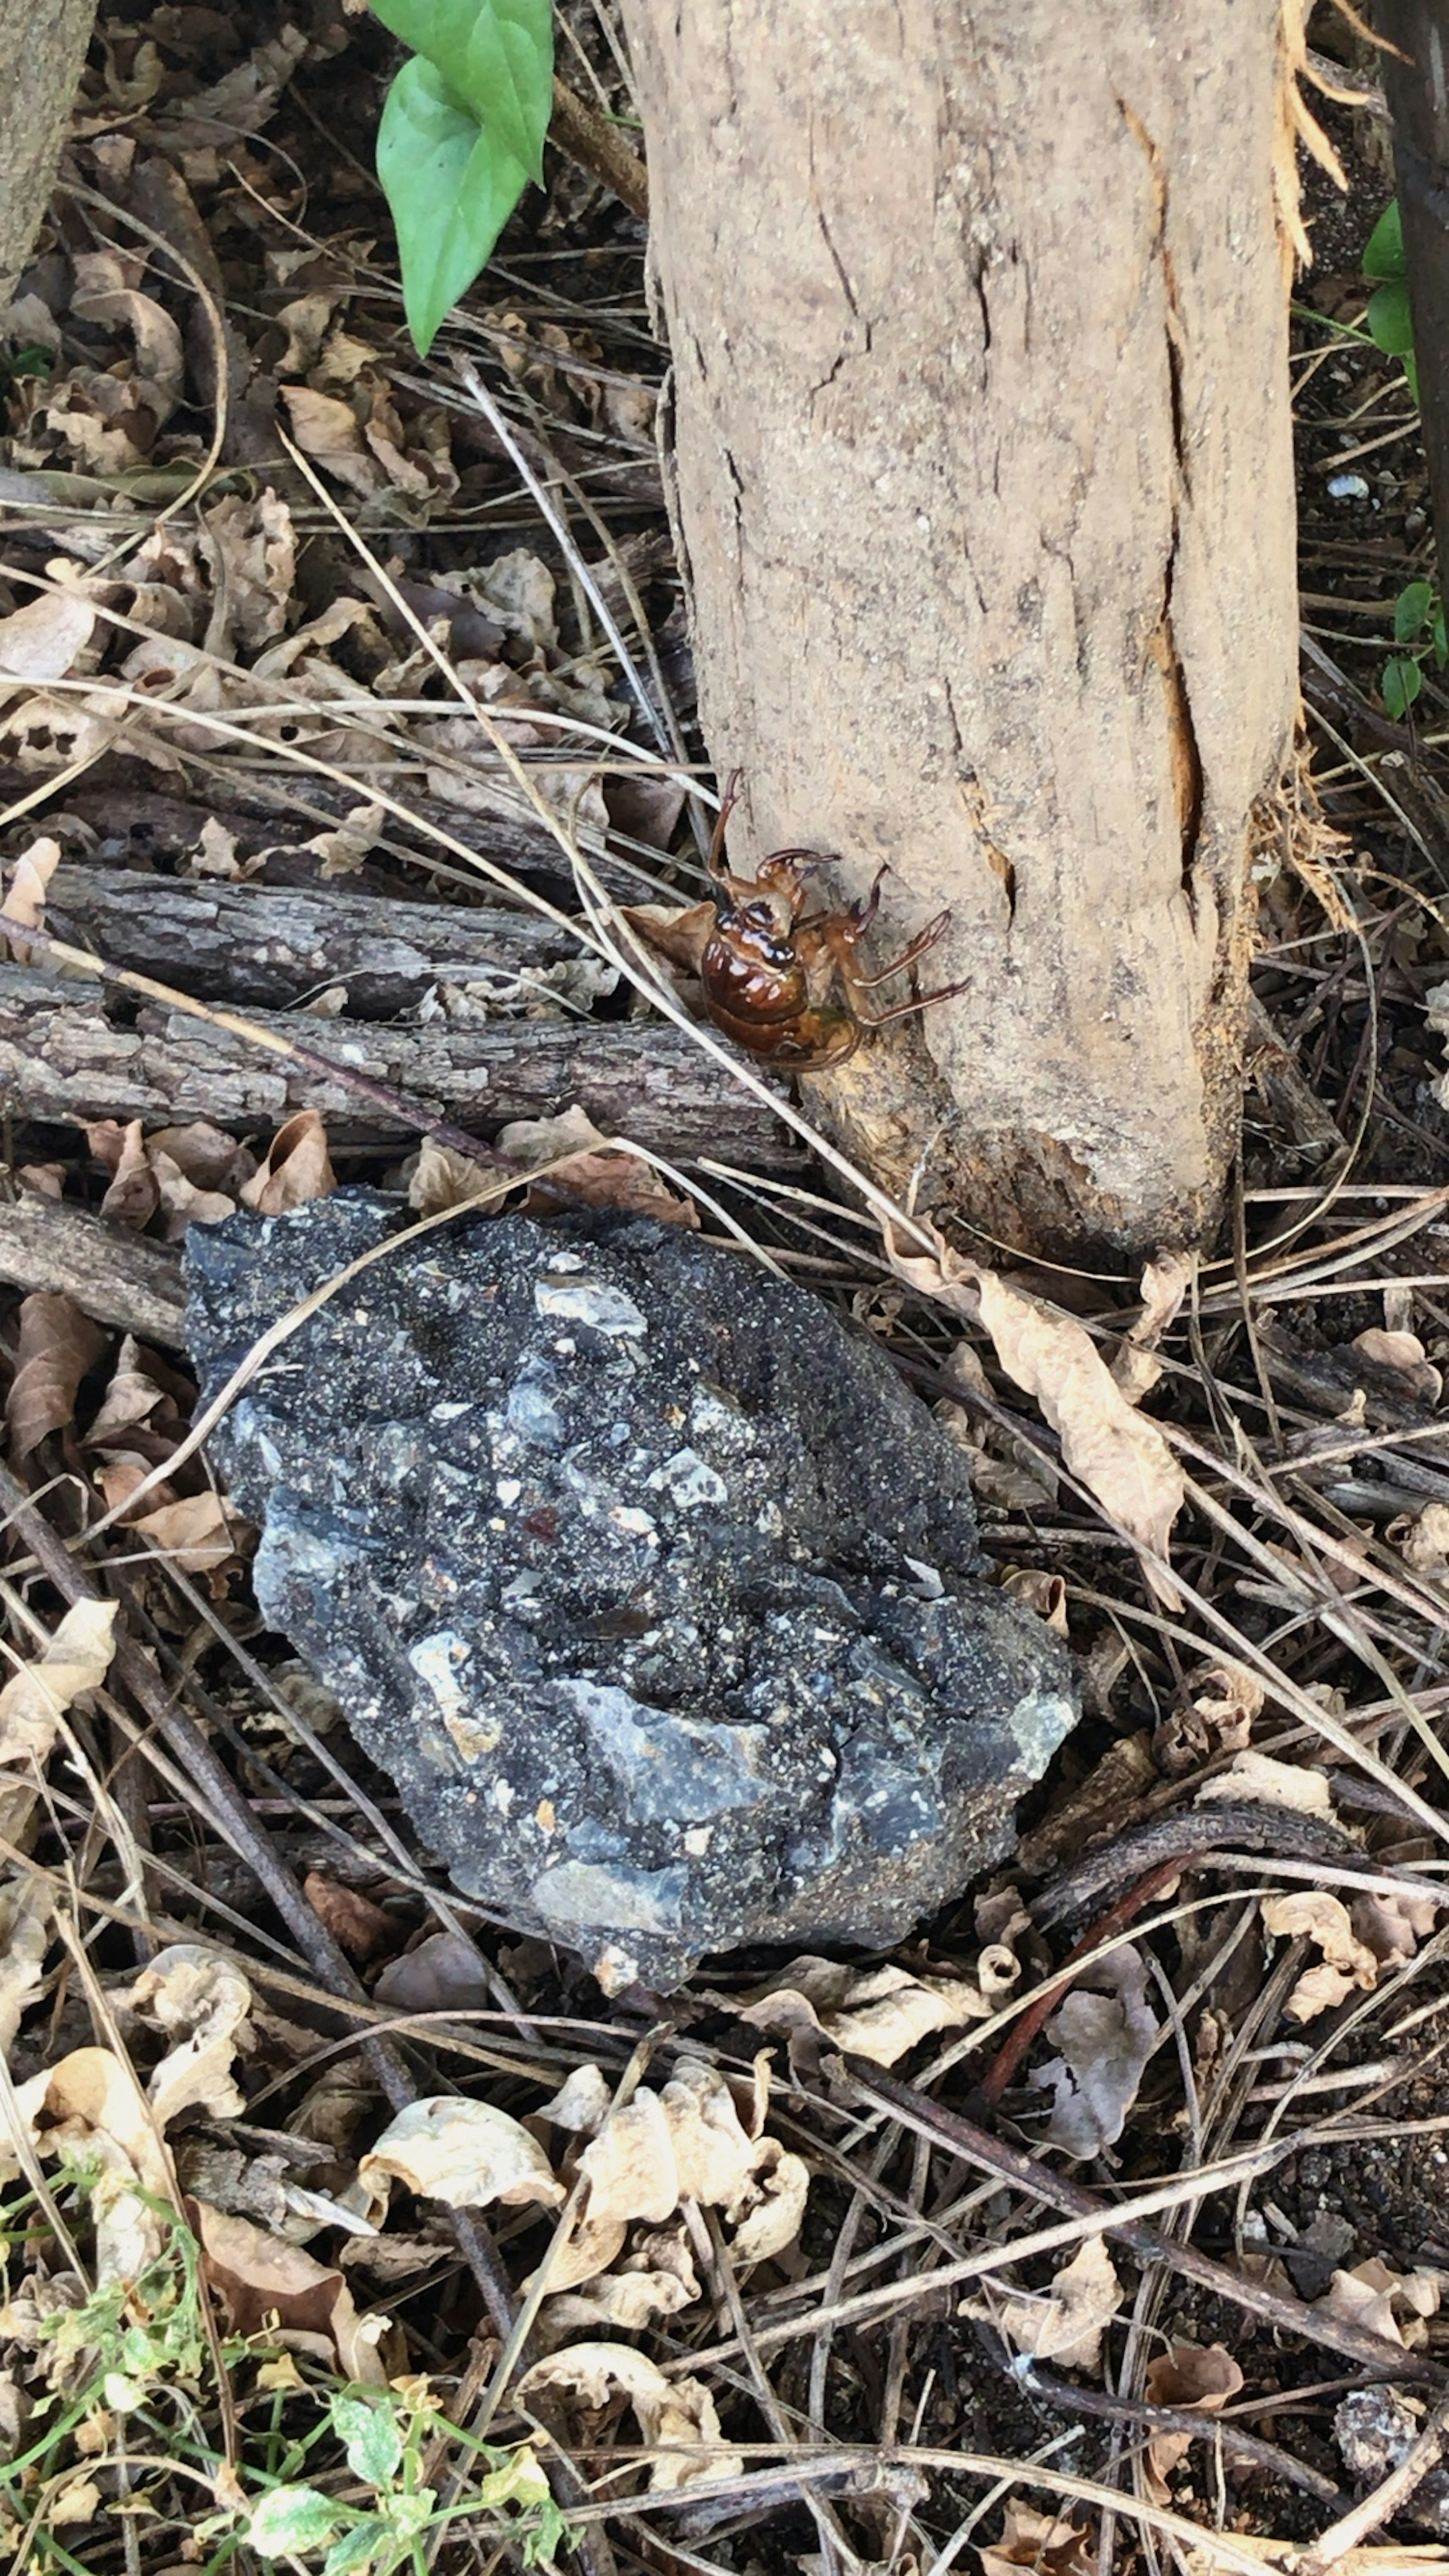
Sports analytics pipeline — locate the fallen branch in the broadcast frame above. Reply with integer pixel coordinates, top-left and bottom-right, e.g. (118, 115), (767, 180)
(0, 1195), (185, 1345)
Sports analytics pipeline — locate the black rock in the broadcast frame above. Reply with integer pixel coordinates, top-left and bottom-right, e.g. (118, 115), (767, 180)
(186, 1193), (1078, 1991)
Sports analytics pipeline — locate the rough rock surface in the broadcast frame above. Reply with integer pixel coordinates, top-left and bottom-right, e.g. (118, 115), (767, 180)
(186, 1193), (1079, 1990)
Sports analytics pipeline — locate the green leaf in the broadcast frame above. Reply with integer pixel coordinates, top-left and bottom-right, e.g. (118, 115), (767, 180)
(1366, 277), (1415, 358)
(376, 54), (529, 356)
(1364, 198), (1406, 282)
(1395, 580), (1433, 644)
(1383, 654), (1423, 719)
(370, 0), (552, 182)
(249, 2485), (349, 2558)
(323, 2522), (388, 2576)
(331, 2394), (403, 2493)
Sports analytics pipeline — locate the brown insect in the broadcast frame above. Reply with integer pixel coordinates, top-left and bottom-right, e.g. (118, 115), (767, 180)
(628, 772), (966, 1070)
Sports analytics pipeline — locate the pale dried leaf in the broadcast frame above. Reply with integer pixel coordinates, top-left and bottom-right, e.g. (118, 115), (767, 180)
(886, 1227), (1184, 1600)
(1032, 1944), (1158, 2156)
(304, 799), (385, 880)
(998, 1566), (1069, 1637)
(1261, 1891), (1378, 1987)
(0, 591), (95, 683)
(1, 834), (60, 962)
(974, 2236), (1123, 2373)
(577, 2085), (678, 2227)
(130, 1944), (252, 2128)
(543, 2268), (698, 2335)
(1352, 1327), (1442, 1404)
(240, 1110), (335, 1213)
(129, 1490), (247, 1575)
(279, 385), (386, 499)
(737, 1956), (992, 2068)
(6, 2042), (169, 2201)
(1318, 2258), (1439, 2350)
(6, 1292), (108, 1459)
(406, 1137), (494, 1216)
(516, 2342), (742, 2492)
(726, 2138), (809, 2262)
(1351, 1888), (1438, 1964)
(978, 2504), (1094, 2576)
(358, 2097), (565, 2213)
(190, 815), (242, 877)
(0, 1601), (117, 1843)
(1283, 1960), (1357, 2023)
(536, 2062), (614, 2135)
(1197, 1748), (1334, 1819)
(0, 1872), (52, 2056)
(1400, 1502), (1449, 1573)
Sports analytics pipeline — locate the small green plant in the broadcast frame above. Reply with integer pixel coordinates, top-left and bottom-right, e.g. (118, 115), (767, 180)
(370, 0), (554, 358)
(1383, 577), (1447, 718)
(1363, 198), (1420, 404)
(246, 2382), (569, 2573)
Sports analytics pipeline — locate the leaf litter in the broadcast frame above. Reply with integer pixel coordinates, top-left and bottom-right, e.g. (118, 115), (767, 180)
(0, 14), (1448, 2576)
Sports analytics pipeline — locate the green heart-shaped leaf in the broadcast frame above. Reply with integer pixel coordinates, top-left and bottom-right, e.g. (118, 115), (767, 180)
(377, 54), (529, 355)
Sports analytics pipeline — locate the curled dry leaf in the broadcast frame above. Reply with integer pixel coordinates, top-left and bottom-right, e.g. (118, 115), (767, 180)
(1319, 2256), (1443, 2350)
(3, 2045), (173, 2287)
(516, 2342), (743, 2493)
(191, 2199), (387, 2385)
(1398, 1501), (1449, 1574)
(966, 2234), (1122, 2373)
(1032, 1944), (1159, 2157)
(497, 1105), (699, 1230)
(358, 2098), (565, 2215)
(1155, 1660), (1263, 1779)
(240, 1110), (336, 1213)
(541, 2266), (699, 2337)
(999, 1565), (1069, 1637)
(978, 2504), (1095, 2576)
(1142, 2342), (1244, 2502)
(885, 1223), (1184, 1604)
(0, 834), (60, 962)
(542, 2057), (809, 2285)
(92, 1117), (240, 1237)
(6, 1292), (109, 1461)
(128, 1943), (254, 2129)
(738, 1954), (997, 2070)
(1261, 1892), (1378, 2022)
(406, 1136), (494, 1217)
(1197, 1748), (1334, 1821)
(1112, 1250), (1193, 1404)
(0, 1598), (117, 1846)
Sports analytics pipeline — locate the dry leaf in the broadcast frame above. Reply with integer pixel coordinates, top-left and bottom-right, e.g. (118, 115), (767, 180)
(1032, 1944), (1158, 2156)
(1261, 1892), (1377, 1983)
(95, 1118), (239, 1236)
(1156, 1661), (1263, 1778)
(999, 1566), (1069, 1637)
(978, 2503), (1094, 2576)
(303, 1872), (394, 1964)
(886, 1224), (1184, 1602)
(1352, 1327), (1442, 1405)
(1112, 1250), (1192, 1403)
(516, 2342), (742, 2492)
(279, 384), (387, 500)
(0, 590), (95, 684)
(1, 835), (60, 962)
(0, 1599), (117, 1846)
(738, 1955), (995, 2069)
(1142, 2342), (1244, 2501)
(406, 1137), (494, 1217)
(129, 1944), (253, 2129)
(358, 2098), (565, 2214)
(6, 1292), (108, 1459)
(1319, 2257), (1442, 2351)
(1399, 1502), (1449, 1573)
(542, 2267), (699, 2336)
(1017, 1730), (1157, 1875)
(969, 2235), (1122, 2373)
(192, 2199), (387, 2384)
(373, 1931), (495, 2015)
(1197, 1748), (1334, 1821)
(0, 1872), (52, 2056)
(1351, 1887), (1437, 1964)
(497, 1106), (699, 1229)
(240, 1110), (336, 1213)
(125, 1489), (248, 1577)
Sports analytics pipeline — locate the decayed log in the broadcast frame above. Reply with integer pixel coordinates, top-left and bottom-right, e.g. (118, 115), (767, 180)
(0, 1196), (186, 1346)
(46, 865), (585, 1016)
(0, 961), (795, 1166)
